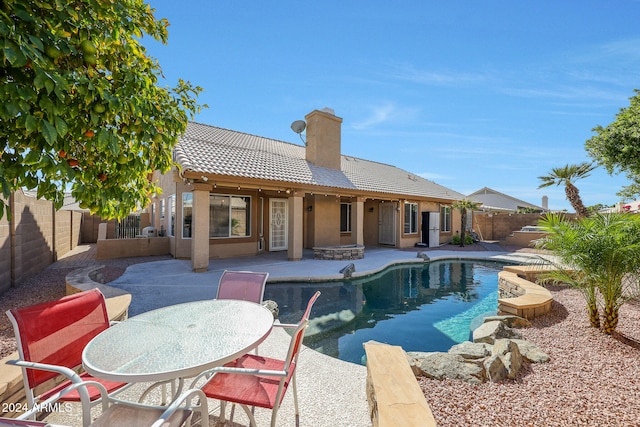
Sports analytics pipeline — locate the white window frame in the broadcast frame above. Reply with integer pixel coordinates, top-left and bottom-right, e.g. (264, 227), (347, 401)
(404, 202), (418, 234)
(182, 193), (192, 239)
(340, 203), (352, 232)
(440, 205), (451, 232)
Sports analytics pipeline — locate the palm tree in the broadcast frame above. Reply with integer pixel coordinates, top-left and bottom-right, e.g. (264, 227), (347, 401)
(451, 199), (480, 247)
(536, 212), (640, 334)
(537, 162), (595, 218)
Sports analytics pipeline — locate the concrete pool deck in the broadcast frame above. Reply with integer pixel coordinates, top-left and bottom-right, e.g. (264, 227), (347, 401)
(46, 244), (547, 426)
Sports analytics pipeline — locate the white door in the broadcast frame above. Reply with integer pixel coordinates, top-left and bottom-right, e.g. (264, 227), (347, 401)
(378, 203), (396, 245)
(429, 212), (440, 248)
(270, 198), (288, 251)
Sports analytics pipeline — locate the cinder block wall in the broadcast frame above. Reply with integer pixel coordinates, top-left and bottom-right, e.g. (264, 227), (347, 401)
(0, 191), (85, 295)
(473, 212), (544, 241)
(12, 191), (55, 286)
(0, 198), (10, 294)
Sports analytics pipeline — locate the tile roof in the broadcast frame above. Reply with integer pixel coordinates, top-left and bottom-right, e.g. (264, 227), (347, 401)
(175, 122), (465, 201)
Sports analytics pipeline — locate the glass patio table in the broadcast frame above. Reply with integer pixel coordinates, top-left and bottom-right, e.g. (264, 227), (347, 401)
(82, 299), (274, 384)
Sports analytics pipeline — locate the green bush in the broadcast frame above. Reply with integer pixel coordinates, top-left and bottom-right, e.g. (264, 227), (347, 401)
(452, 234), (474, 245)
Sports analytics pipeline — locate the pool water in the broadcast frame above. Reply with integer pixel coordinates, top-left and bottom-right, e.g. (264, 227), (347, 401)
(264, 260), (506, 365)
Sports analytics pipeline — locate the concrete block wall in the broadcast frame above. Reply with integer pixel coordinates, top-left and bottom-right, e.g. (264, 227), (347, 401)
(473, 212), (545, 241)
(0, 191), (85, 295)
(0, 198), (10, 294)
(11, 191), (55, 286)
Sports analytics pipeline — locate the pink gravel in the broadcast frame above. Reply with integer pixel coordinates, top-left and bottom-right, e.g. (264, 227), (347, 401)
(419, 284), (640, 427)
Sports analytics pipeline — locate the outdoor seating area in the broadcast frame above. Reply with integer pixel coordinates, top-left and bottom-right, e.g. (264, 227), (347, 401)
(2, 270), (324, 427)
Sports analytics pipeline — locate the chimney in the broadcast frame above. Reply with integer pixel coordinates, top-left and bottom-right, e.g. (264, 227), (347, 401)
(305, 108), (343, 170)
(542, 195), (548, 211)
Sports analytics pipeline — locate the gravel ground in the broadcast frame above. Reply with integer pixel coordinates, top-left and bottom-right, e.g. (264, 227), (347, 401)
(0, 255), (170, 359)
(419, 284), (640, 427)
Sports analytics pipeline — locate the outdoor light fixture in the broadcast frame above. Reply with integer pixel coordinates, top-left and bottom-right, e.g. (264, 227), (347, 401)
(307, 206), (313, 212)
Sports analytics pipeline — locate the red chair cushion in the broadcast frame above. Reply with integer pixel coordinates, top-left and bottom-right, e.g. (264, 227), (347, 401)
(201, 354), (296, 409)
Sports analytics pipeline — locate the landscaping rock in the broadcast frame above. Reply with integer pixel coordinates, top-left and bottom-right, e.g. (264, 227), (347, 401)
(473, 320), (522, 344)
(407, 352), (485, 384)
(448, 341), (491, 359)
(511, 338), (550, 363)
(262, 300), (279, 319)
(483, 314), (531, 329)
(484, 354), (508, 382)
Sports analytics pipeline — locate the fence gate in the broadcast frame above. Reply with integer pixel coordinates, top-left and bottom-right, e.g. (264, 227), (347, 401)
(116, 214), (141, 238)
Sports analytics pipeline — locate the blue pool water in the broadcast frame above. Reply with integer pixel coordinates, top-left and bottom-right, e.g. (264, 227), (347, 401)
(264, 260), (506, 365)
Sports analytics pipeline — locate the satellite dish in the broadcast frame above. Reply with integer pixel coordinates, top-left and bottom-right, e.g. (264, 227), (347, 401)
(290, 120), (306, 134)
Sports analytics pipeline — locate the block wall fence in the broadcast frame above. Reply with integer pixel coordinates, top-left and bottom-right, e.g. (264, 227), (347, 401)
(1, 191), (87, 295)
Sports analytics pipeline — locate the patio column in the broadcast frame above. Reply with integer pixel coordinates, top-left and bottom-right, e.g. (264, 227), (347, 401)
(288, 193), (303, 261)
(191, 183), (210, 272)
(354, 197), (365, 246)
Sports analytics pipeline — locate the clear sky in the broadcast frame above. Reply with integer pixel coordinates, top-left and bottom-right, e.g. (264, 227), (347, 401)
(144, 1), (640, 212)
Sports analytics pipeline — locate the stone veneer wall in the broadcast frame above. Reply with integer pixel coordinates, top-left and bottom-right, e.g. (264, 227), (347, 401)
(313, 245), (365, 260)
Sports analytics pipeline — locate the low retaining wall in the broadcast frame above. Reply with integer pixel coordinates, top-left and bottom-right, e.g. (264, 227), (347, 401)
(313, 244), (365, 260)
(96, 236), (169, 260)
(497, 270), (553, 319)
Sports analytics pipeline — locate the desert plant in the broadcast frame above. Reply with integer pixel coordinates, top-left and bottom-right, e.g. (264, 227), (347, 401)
(536, 212), (640, 334)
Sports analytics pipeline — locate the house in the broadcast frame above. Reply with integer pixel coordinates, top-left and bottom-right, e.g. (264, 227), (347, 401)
(150, 108), (466, 271)
(468, 187), (546, 213)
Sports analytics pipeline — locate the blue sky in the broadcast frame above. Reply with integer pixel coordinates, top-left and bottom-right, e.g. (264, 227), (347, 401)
(145, 1), (640, 212)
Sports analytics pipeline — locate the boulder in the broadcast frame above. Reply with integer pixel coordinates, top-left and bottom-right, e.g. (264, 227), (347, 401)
(483, 315), (531, 329)
(492, 339), (523, 379)
(473, 320), (522, 344)
(511, 339), (550, 363)
(448, 341), (491, 359)
(262, 300), (279, 319)
(484, 355), (508, 382)
(407, 352), (485, 384)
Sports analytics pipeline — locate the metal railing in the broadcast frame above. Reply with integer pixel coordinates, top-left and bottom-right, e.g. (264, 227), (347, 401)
(115, 214), (141, 239)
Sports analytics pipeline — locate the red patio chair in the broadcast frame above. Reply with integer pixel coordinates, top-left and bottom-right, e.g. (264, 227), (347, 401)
(216, 270), (269, 303)
(5, 289), (128, 427)
(195, 290), (321, 427)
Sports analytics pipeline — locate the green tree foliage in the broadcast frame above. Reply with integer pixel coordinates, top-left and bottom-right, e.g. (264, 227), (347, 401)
(537, 163), (595, 218)
(536, 212), (640, 334)
(586, 89), (640, 200)
(451, 199), (479, 247)
(0, 0), (205, 219)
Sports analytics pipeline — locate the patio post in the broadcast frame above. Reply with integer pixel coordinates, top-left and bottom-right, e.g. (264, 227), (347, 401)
(191, 183), (210, 272)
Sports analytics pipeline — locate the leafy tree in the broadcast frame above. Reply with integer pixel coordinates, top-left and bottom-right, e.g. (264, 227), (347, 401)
(451, 199), (479, 247)
(585, 89), (640, 200)
(537, 163), (595, 218)
(536, 212), (640, 334)
(0, 0), (204, 219)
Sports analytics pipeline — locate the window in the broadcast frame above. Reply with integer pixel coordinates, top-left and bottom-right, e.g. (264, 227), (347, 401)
(182, 193), (192, 238)
(168, 195), (175, 237)
(404, 202), (418, 234)
(340, 203), (352, 232)
(210, 195), (251, 238)
(440, 206), (451, 232)
(159, 199), (165, 219)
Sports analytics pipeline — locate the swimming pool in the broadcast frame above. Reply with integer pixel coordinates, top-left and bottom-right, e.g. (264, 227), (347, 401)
(263, 259), (508, 365)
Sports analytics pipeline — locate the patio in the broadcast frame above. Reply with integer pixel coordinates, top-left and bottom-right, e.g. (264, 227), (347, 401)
(4, 243), (535, 426)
